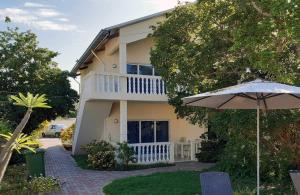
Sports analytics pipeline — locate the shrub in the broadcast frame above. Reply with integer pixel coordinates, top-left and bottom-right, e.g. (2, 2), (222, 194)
(0, 120), (12, 144)
(116, 142), (136, 167)
(31, 120), (50, 140)
(60, 124), (75, 144)
(83, 140), (116, 169)
(28, 176), (60, 193)
(195, 132), (226, 163)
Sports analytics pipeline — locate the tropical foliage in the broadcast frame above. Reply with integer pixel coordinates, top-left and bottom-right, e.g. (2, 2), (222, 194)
(116, 142), (136, 167)
(60, 124), (75, 144)
(0, 24), (78, 133)
(0, 93), (50, 182)
(83, 140), (116, 170)
(0, 133), (38, 153)
(31, 120), (50, 140)
(28, 176), (60, 193)
(150, 0), (300, 185)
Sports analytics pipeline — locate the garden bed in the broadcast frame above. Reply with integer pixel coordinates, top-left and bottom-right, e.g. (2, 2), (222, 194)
(103, 171), (294, 195)
(72, 155), (175, 171)
(0, 163), (61, 194)
(0, 164), (29, 194)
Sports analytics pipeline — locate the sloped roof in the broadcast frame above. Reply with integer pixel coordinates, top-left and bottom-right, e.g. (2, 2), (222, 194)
(71, 9), (172, 74)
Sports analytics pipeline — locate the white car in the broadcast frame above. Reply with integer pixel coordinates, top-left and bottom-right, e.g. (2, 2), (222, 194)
(42, 124), (66, 137)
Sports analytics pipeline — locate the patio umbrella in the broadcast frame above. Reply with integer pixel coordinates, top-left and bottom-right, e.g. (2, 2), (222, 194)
(182, 79), (300, 195)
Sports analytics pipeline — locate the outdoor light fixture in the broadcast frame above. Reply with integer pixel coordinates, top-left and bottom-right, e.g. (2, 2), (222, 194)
(112, 64), (117, 68)
(114, 119), (119, 124)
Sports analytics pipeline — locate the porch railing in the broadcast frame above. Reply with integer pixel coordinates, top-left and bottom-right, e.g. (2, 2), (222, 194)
(129, 142), (174, 164)
(93, 72), (166, 95)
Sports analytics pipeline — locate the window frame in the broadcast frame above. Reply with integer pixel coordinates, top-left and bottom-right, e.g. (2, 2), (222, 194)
(126, 64), (155, 76)
(127, 120), (169, 143)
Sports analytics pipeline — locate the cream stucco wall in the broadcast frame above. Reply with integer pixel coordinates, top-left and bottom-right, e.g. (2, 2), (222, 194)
(103, 101), (205, 143)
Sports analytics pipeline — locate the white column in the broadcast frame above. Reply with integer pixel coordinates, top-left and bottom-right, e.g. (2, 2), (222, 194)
(120, 100), (128, 142)
(191, 141), (196, 161)
(119, 41), (127, 74)
(119, 41), (127, 93)
(170, 142), (175, 162)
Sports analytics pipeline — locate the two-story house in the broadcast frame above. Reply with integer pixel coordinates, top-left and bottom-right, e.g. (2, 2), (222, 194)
(71, 9), (206, 164)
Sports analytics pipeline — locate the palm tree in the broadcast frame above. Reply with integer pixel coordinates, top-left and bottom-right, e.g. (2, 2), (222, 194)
(0, 93), (50, 182)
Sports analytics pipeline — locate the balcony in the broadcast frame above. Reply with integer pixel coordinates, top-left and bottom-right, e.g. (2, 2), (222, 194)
(81, 72), (168, 101)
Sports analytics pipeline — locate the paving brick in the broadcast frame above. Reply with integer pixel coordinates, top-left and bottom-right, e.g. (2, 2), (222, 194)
(40, 138), (213, 195)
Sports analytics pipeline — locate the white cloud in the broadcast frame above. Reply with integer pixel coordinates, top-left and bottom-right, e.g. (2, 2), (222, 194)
(0, 8), (37, 23)
(35, 8), (61, 17)
(57, 18), (69, 22)
(35, 20), (77, 31)
(24, 2), (51, 8)
(0, 7), (78, 31)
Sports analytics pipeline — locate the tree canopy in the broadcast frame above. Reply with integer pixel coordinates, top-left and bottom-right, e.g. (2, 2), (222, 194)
(0, 24), (78, 133)
(151, 0), (300, 182)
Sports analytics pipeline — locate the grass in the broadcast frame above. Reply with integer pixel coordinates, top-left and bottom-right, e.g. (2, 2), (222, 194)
(103, 171), (295, 195)
(0, 164), (29, 194)
(72, 155), (175, 171)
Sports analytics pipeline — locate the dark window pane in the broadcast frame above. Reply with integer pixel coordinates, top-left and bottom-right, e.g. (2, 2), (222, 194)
(139, 65), (153, 75)
(156, 121), (169, 142)
(127, 121), (139, 143)
(127, 64), (137, 74)
(141, 121), (154, 143)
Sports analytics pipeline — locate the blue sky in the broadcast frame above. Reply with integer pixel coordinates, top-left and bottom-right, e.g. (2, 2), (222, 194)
(0, 0), (194, 91)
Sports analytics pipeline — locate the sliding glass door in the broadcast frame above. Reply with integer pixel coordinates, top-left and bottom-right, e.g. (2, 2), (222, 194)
(127, 120), (169, 144)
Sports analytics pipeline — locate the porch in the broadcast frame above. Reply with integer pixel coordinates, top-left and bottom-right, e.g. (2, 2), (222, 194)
(128, 140), (202, 164)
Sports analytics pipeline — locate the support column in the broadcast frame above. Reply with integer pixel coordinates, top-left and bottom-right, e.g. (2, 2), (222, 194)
(119, 41), (127, 74)
(120, 100), (128, 142)
(119, 41), (127, 93)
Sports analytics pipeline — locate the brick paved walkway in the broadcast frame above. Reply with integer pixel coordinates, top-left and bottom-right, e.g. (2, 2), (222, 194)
(41, 138), (213, 195)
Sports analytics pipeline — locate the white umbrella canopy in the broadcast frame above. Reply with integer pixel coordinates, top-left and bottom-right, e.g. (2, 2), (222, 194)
(182, 79), (300, 195)
(183, 79), (300, 109)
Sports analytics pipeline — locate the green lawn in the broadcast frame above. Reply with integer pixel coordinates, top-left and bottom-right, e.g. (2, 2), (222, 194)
(103, 171), (294, 195)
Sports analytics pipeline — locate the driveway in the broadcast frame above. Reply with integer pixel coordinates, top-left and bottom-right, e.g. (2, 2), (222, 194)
(40, 138), (213, 195)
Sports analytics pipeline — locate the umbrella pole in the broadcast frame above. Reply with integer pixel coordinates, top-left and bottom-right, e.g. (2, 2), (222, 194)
(257, 101), (260, 195)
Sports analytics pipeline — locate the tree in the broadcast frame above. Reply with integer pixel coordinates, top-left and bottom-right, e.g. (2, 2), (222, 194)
(151, 1), (300, 182)
(0, 24), (78, 133)
(0, 93), (50, 182)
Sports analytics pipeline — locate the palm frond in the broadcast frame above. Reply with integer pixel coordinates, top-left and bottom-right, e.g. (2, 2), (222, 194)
(9, 93), (51, 109)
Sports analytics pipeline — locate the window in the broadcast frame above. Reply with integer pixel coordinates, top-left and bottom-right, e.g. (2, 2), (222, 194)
(156, 121), (169, 142)
(127, 121), (139, 144)
(127, 64), (156, 76)
(141, 121), (154, 143)
(127, 121), (169, 143)
(139, 65), (153, 76)
(127, 64), (138, 74)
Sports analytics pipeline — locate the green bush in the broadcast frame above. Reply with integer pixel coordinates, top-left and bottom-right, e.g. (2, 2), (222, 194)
(83, 140), (116, 170)
(60, 124), (75, 144)
(0, 120), (11, 143)
(28, 176), (60, 193)
(31, 120), (50, 140)
(195, 132), (226, 163)
(117, 142), (136, 167)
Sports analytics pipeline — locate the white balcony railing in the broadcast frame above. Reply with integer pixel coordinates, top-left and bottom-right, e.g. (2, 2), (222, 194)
(127, 74), (166, 95)
(82, 72), (167, 99)
(129, 142), (174, 164)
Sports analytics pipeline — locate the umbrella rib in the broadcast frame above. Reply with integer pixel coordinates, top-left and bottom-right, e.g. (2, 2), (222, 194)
(289, 94), (300, 100)
(217, 95), (237, 109)
(184, 96), (211, 105)
(238, 93), (257, 100)
(261, 93), (268, 110)
(264, 93), (283, 99)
